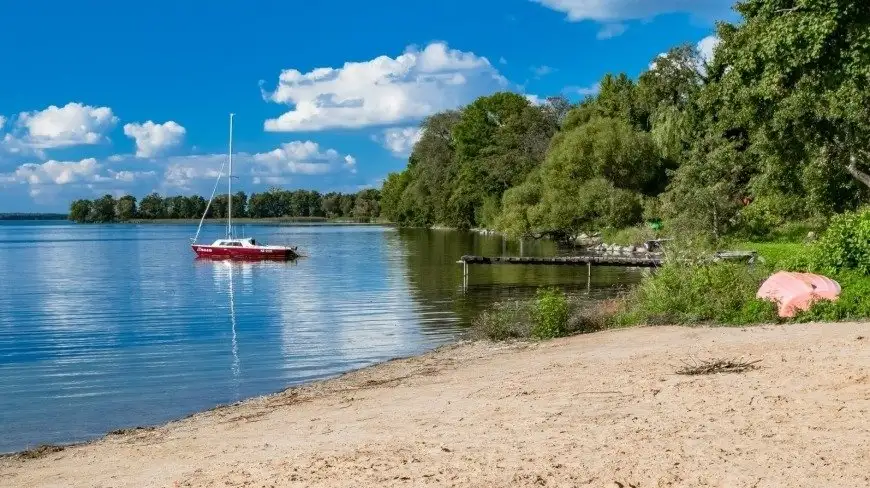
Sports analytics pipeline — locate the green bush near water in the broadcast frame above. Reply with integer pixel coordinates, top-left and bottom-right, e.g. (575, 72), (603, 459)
(471, 288), (606, 341)
(530, 288), (570, 339)
(614, 263), (780, 326)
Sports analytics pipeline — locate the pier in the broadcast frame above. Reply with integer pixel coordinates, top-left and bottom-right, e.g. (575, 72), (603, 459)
(457, 250), (758, 291)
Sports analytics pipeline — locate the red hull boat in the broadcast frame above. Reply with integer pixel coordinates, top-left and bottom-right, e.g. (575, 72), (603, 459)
(189, 113), (300, 261)
(191, 238), (298, 260)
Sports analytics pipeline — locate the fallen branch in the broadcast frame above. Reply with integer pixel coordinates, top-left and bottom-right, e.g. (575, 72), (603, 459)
(677, 357), (762, 376)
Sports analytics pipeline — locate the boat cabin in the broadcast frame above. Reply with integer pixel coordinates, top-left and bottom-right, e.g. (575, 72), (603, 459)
(211, 238), (258, 247)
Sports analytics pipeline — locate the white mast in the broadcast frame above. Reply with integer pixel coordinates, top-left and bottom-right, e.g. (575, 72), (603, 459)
(227, 113), (234, 239)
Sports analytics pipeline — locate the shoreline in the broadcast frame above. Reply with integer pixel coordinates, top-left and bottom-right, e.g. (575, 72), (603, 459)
(3, 322), (869, 486)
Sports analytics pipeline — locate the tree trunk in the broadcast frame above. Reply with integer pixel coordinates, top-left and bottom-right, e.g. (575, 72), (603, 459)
(846, 154), (870, 189)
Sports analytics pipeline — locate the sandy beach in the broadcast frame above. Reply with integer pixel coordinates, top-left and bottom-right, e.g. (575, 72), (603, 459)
(2, 322), (869, 487)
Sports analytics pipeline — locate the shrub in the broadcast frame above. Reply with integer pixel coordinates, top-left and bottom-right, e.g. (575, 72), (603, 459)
(808, 207), (870, 274)
(531, 288), (570, 339)
(794, 272), (870, 322)
(615, 262), (780, 326)
(471, 301), (531, 341)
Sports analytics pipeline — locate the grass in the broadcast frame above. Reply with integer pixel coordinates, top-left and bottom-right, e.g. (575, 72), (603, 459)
(729, 241), (808, 269)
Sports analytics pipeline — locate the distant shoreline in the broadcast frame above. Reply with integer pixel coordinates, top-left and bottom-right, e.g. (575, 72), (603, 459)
(124, 218), (394, 226)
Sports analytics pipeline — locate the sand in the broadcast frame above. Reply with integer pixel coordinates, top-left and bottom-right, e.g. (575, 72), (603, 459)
(2, 323), (869, 487)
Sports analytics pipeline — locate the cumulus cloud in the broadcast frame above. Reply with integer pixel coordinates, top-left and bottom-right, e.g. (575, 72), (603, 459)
(525, 95), (546, 106)
(162, 142), (356, 188)
(262, 42), (507, 132)
(7, 158), (102, 186)
(531, 0), (732, 22)
(0, 158), (157, 188)
(252, 141), (355, 176)
(377, 127), (424, 156)
(697, 35), (721, 66)
(123, 120), (186, 157)
(16, 102), (118, 148)
(0, 115), (6, 131)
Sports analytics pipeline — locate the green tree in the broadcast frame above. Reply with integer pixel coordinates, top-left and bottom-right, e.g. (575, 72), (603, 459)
(138, 193), (166, 219)
(713, 0), (870, 211)
(321, 192), (342, 218)
(115, 195), (137, 221)
(89, 194), (117, 223)
(69, 199), (93, 223)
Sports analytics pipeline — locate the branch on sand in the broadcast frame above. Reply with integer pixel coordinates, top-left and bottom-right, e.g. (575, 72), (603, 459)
(677, 357), (762, 376)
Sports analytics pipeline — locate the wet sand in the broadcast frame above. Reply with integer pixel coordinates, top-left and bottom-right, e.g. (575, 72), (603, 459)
(2, 323), (869, 487)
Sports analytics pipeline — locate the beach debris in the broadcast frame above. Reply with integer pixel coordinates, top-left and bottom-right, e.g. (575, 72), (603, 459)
(13, 444), (65, 460)
(756, 271), (841, 318)
(677, 357), (762, 376)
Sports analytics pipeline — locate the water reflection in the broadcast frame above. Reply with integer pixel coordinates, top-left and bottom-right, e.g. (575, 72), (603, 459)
(0, 222), (640, 453)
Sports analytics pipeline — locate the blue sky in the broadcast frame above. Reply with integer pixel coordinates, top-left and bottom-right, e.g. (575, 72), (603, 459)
(0, 0), (735, 212)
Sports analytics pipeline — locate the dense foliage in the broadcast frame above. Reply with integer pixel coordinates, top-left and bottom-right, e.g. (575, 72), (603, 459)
(381, 0), (870, 241)
(69, 188), (381, 223)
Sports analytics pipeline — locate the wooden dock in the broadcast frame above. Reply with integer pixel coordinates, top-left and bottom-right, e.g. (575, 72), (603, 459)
(457, 253), (661, 292)
(459, 255), (662, 267)
(456, 250), (757, 291)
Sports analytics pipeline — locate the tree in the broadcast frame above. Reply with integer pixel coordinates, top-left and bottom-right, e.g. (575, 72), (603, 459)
(321, 192), (342, 218)
(513, 117), (661, 236)
(352, 189), (381, 221)
(713, 0), (870, 207)
(339, 194), (356, 217)
(232, 191), (248, 218)
(139, 193), (166, 219)
(69, 199), (93, 223)
(90, 195), (117, 223)
(115, 195), (137, 221)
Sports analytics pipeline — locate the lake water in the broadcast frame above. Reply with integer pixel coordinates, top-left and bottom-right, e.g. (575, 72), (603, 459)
(0, 221), (642, 452)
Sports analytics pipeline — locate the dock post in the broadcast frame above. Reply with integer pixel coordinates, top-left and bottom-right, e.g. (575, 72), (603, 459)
(462, 261), (469, 293)
(587, 262), (592, 293)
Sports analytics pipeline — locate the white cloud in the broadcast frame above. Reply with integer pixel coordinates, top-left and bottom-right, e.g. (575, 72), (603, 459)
(8, 158), (102, 185)
(499, 57), (508, 65)
(525, 94), (546, 106)
(252, 141), (354, 176)
(0, 158), (158, 189)
(162, 154), (227, 189)
(344, 155), (357, 173)
(649, 35), (721, 73)
(697, 35), (721, 66)
(262, 42), (508, 132)
(109, 169), (156, 183)
(0, 115), (6, 131)
(377, 127), (424, 156)
(123, 120), (186, 157)
(16, 102), (118, 149)
(162, 141), (356, 189)
(531, 0), (732, 22)
(597, 23), (627, 39)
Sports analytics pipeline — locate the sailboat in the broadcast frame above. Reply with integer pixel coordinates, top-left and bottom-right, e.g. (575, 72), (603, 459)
(191, 114), (299, 260)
